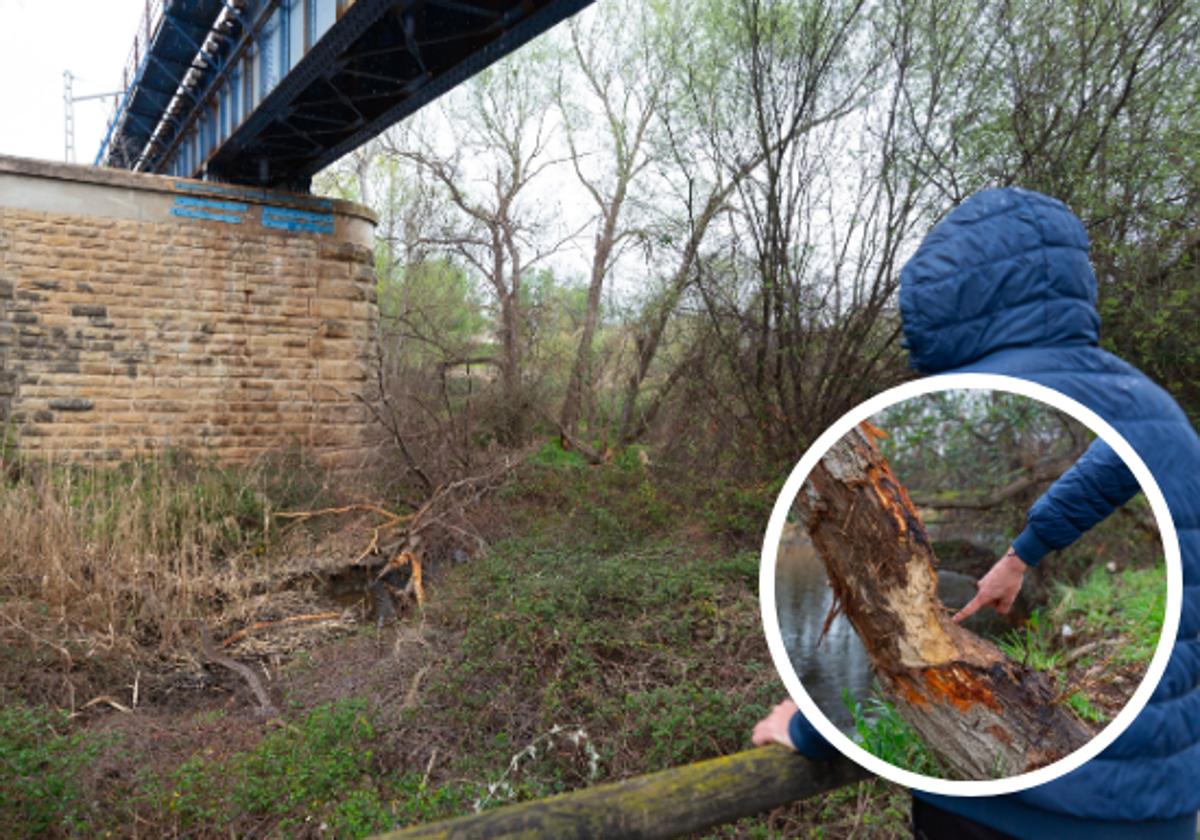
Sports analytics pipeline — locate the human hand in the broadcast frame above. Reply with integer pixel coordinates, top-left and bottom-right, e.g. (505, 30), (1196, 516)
(752, 698), (798, 750)
(953, 547), (1028, 623)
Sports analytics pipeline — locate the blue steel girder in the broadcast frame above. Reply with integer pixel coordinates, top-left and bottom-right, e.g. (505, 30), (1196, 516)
(102, 0), (230, 169)
(136, 0), (269, 174)
(189, 0), (592, 188)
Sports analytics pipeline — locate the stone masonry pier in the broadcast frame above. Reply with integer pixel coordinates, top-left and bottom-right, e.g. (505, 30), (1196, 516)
(0, 155), (379, 468)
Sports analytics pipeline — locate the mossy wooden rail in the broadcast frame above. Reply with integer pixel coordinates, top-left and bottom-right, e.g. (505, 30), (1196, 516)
(372, 746), (870, 839)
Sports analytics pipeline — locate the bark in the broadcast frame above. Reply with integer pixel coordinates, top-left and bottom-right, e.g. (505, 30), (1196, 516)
(496, 277), (523, 444)
(794, 422), (1091, 779)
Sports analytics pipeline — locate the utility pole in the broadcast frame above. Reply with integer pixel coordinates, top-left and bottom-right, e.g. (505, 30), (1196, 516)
(63, 70), (123, 164)
(63, 70), (74, 163)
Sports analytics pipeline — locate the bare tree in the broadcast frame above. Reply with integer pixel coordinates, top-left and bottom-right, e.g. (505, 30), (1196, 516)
(382, 55), (574, 445)
(556, 0), (665, 438)
(615, 0), (876, 446)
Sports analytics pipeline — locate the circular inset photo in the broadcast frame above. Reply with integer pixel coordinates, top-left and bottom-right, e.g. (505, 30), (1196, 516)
(761, 374), (1180, 795)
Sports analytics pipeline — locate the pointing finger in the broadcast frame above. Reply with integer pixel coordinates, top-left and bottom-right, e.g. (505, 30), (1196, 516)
(953, 592), (987, 623)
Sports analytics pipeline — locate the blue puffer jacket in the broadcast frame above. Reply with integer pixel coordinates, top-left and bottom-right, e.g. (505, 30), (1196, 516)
(897, 187), (1200, 826)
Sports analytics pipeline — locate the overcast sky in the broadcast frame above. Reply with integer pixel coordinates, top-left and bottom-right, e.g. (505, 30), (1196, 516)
(0, 0), (146, 164)
(0, 0), (598, 283)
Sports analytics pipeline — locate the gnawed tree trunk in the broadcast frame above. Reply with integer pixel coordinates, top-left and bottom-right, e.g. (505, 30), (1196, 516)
(795, 422), (1090, 779)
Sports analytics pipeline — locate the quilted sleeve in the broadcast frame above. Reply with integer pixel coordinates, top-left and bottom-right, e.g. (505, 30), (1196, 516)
(1011, 438), (1142, 566)
(787, 710), (838, 761)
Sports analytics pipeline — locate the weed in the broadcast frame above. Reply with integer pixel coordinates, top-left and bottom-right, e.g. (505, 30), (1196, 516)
(239, 700), (375, 814)
(0, 448), (331, 656)
(612, 444), (648, 471)
(327, 786), (395, 836)
(617, 685), (764, 770)
(387, 773), (484, 827)
(997, 609), (1062, 671)
(424, 504), (770, 785)
(0, 420), (17, 472)
(154, 698), (378, 833)
(1066, 692), (1109, 723)
(0, 455), (833, 837)
(474, 724), (602, 810)
(191, 708), (227, 726)
(0, 704), (108, 835)
(531, 438), (588, 469)
(700, 479), (780, 546)
(843, 689), (942, 776)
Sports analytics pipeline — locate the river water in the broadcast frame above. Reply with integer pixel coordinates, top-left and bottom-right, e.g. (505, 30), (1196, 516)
(774, 522), (875, 731)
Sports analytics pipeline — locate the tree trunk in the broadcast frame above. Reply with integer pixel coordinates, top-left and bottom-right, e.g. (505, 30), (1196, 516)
(497, 288), (523, 445)
(559, 232), (612, 436)
(794, 422), (1090, 779)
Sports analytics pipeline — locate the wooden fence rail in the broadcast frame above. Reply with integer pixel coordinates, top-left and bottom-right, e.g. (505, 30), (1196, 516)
(372, 746), (870, 839)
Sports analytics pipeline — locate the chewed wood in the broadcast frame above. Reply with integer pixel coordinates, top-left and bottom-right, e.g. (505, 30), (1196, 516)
(796, 422), (1090, 778)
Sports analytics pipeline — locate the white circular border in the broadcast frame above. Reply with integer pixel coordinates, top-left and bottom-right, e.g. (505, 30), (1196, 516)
(759, 373), (1182, 796)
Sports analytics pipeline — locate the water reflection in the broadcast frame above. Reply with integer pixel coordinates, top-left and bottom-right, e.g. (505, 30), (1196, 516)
(775, 522), (875, 731)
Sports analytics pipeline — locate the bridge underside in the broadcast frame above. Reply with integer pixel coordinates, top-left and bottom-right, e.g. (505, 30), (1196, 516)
(100, 0), (591, 190)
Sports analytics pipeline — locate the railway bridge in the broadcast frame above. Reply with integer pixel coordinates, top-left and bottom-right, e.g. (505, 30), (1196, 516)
(0, 0), (591, 466)
(97, 0), (590, 189)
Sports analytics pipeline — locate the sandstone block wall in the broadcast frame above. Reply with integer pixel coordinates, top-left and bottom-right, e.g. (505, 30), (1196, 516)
(0, 155), (380, 468)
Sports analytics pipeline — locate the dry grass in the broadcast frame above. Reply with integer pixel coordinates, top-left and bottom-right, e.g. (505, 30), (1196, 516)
(0, 449), (331, 673)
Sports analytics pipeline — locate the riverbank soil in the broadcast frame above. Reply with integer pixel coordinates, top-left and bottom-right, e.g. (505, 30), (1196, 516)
(0, 451), (912, 839)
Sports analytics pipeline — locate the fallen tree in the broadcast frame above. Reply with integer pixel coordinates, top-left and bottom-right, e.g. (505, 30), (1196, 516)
(795, 422), (1090, 778)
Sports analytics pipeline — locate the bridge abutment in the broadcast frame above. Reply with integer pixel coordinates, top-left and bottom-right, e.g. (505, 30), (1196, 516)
(0, 155), (380, 469)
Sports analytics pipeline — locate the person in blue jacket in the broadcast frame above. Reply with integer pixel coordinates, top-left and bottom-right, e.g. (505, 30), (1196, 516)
(752, 186), (1200, 839)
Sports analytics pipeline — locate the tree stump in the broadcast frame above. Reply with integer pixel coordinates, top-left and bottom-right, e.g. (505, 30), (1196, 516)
(794, 422), (1090, 778)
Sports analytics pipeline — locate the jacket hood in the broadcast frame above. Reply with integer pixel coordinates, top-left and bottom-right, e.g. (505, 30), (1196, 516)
(899, 187), (1100, 373)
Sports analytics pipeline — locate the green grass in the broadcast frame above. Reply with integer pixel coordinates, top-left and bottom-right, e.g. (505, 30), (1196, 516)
(700, 477), (782, 545)
(145, 697), (489, 837)
(531, 438), (590, 469)
(427, 533), (772, 781)
(1066, 691), (1108, 724)
(422, 459), (779, 793)
(1050, 566), (1166, 664)
(997, 609), (1063, 671)
(19, 697), (478, 839)
(508, 445), (674, 552)
(616, 684), (763, 769)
